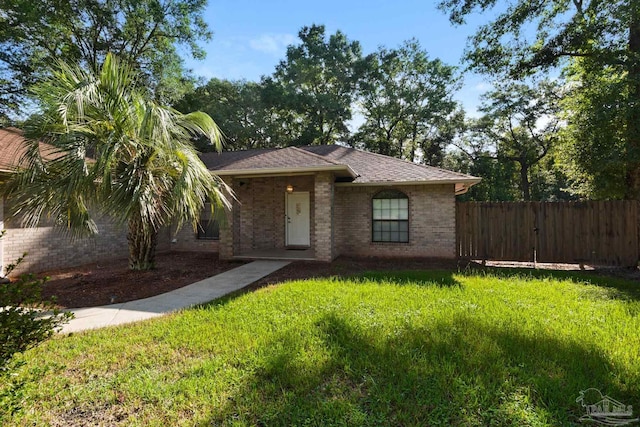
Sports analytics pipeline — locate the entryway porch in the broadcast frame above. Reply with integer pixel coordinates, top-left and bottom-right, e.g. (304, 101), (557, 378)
(232, 247), (316, 261)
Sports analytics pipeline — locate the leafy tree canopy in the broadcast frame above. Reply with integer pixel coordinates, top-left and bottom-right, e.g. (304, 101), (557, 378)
(440, 0), (640, 199)
(0, 0), (211, 117)
(262, 25), (363, 146)
(174, 78), (286, 151)
(476, 80), (562, 200)
(439, 0), (639, 78)
(354, 39), (460, 164)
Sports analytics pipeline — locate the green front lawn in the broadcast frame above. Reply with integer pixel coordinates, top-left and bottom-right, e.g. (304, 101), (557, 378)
(4, 270), (640, 426)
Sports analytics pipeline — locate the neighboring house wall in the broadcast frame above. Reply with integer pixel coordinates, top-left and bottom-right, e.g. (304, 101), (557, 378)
(334, 184), (456, 258)
(1, 200), (171, 275)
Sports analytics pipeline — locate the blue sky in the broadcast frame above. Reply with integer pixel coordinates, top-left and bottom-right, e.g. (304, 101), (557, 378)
(183, 0), (497, 115)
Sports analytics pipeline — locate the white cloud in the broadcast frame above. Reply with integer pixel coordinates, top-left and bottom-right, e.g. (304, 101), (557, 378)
(192, 66), (217, 80)
(473, 82), (493, 92)
(249, 33), (297, 56)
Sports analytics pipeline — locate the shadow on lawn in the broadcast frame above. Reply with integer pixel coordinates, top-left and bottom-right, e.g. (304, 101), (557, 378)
(466, 266), (640, 302)
(357, 270), (462, 288)
(202, 313), (638, 426)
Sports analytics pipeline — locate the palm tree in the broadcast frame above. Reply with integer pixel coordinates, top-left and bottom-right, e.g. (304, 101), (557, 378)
(5, 53), (230, 270)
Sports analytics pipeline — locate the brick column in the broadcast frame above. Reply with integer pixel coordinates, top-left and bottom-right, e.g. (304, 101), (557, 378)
(219, 177), (235, 260)
(314, 172), (335, 261)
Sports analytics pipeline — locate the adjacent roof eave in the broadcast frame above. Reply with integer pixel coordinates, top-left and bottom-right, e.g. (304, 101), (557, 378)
(455, 182), (475, 195)
(211, 164), (358, 178)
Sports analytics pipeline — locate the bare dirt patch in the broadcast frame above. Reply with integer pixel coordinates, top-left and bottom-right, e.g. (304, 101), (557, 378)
(51, 402), (138, 427)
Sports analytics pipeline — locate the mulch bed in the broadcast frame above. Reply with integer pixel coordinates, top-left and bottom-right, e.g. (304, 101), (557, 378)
(40, 252), (246, 309)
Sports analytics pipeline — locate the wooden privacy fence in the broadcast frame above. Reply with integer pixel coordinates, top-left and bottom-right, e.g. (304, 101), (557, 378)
(456, 201), (640, 266)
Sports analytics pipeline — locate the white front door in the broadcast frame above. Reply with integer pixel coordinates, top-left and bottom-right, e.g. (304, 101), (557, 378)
(286, 192), (310, 247)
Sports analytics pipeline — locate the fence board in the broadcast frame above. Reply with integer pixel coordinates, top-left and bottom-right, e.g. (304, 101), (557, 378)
(455, 201), (640, 267)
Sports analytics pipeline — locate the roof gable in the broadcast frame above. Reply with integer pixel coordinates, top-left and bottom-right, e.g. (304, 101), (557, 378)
(200, 146), (356, 178)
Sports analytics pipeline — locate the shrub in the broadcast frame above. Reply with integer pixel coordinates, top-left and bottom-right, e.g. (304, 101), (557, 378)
(0, 251), (72, 418)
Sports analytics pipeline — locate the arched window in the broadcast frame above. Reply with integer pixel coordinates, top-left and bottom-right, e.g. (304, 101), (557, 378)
(372, 189), (409, 242)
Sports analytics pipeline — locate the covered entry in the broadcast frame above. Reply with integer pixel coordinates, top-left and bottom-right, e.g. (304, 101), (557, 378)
(223, 174), (322, 261)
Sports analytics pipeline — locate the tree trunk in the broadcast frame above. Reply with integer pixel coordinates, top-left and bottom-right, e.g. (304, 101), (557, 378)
(625, 11), (640, 199)
(127, 216), (158, 270)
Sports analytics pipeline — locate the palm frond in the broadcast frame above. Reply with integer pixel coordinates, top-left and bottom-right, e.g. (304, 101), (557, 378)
(6, 53), (232, 259)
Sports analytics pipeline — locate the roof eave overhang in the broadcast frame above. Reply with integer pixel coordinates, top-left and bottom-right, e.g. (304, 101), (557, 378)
(211, 164), (358, 179)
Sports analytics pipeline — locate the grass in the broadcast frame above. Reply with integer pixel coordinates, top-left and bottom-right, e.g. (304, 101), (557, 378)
(3, 269), (640, 426)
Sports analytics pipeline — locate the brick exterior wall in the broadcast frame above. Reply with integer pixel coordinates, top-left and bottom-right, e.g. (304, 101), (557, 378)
(219, 177), (458, 261)
(1, 200), (172, 276)
(219, 175), (316, 260)
(334, 184), (456, 258)
(0, 180), (458, 271)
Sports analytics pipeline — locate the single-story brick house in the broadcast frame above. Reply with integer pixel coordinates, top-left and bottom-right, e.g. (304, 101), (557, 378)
(179, 145), (480, 262)
(0, 127), (479, 273)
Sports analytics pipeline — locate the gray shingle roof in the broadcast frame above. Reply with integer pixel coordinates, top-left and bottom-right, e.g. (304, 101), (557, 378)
(300, 145), (478, 184)
(201, 146), (341, 170)
(0, 130), (480, 190)
(200, 144), (479, 188)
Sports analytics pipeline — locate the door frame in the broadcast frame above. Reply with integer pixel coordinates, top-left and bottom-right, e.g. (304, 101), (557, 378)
(285, 191), (311, 247)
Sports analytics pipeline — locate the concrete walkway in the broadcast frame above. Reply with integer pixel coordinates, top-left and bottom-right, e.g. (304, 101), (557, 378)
(61, 260), (290, 334)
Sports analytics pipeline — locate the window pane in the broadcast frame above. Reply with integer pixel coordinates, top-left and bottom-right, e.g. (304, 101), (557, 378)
(372, 220), (409, 242)
(201, 202), (212, 221)
(398, 207), (409, 220)
(372, 190), (409, 242)
(197, 219), (219, 240)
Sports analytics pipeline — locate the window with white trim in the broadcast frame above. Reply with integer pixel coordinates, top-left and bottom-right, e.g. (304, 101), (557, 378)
(372, 190), (409, 243)
(197, 202), (220, 240)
